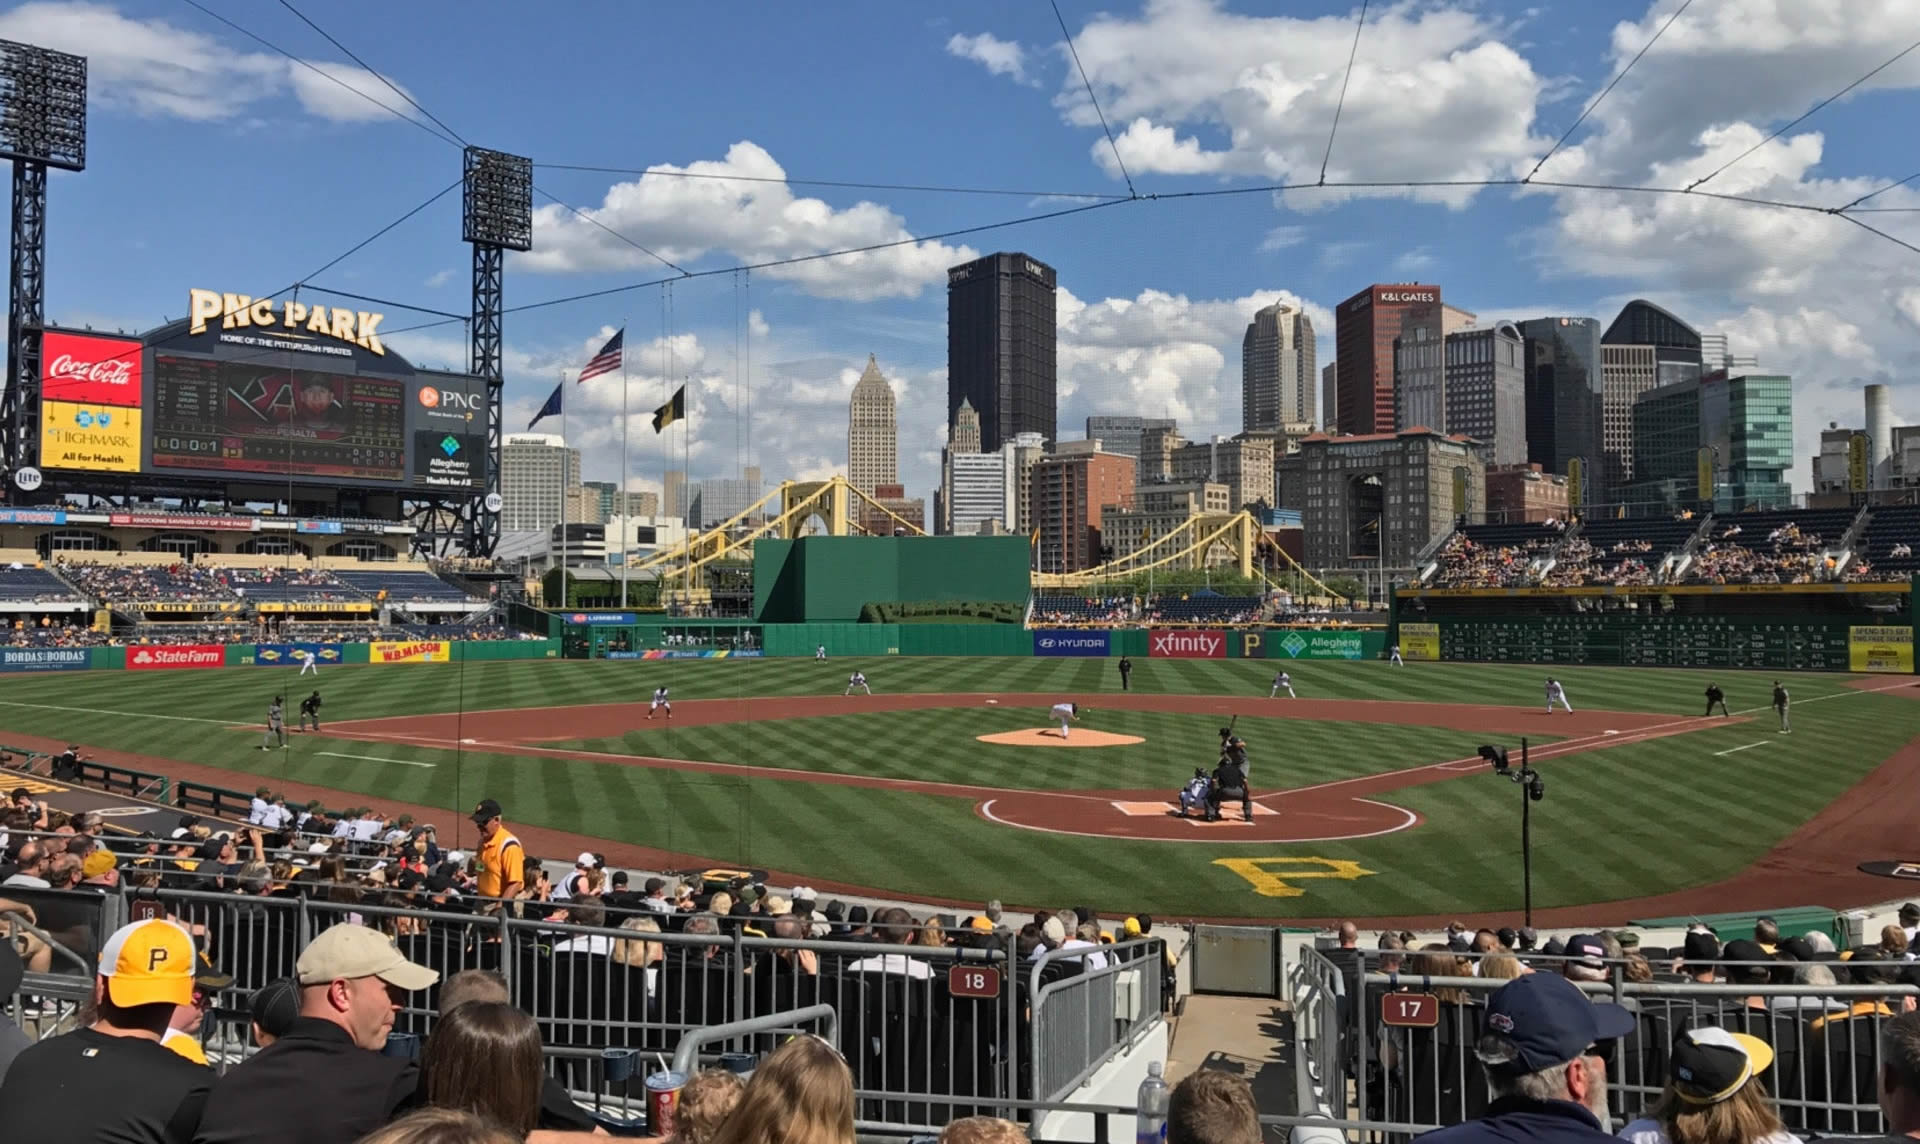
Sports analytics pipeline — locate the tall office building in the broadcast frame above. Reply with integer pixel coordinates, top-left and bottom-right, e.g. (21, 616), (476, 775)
(1086, 415), (1177, 460)
(1519, 316), (1605, 494)
(1028, 442), (1135, 573)
(688, 475), (765, 529)
(1138, 425), (1186, 485)
(1444, 323), (1527, 466)
(499, 434), (582, 534)
(1170, 436), (1276, 512)
(1298, 428), (1484, 566)
(947, 252), (1058, 454)
(1392, 301), (1476, 432)
(1335, 284), (1445, 435)
(1601, 300), (1702, 489)
(946, 450), (1016, 536)
(1242, 301), (1316, 431)
(582, 481), (659, 520)
(662, 471), (686, 522)
(1628, 370), (1793, 513)
(1321, 361), (1338, 431)
(950, 398), (982, 455)
(847, 354), (898, 495)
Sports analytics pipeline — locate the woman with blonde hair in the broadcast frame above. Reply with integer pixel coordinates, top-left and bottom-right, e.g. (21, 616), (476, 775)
(1619, 1027), (1799, 1144)
(708, 1035), (855, 1144)
(1478, 952), (1526, 980)
(356, 1108), (518, 1144)
(612, 915), (664, 1002)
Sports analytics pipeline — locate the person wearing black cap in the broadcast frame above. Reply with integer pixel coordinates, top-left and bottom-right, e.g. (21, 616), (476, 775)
(1415, 972), (1635, 1144)
(1901, 903), (1920, 948)
(1618, 1027), (1791, 1144)
(248, 979), (300, 1049)
(469, 799), (523, 910)
(1681, 930), (1722, 984)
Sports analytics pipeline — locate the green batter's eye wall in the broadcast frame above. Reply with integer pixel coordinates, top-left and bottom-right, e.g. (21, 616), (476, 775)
(752, 535), (1032, 624)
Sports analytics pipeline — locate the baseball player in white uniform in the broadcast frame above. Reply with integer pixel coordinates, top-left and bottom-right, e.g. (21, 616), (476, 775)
(845, 671), (871, 695)
(1545, 678), (1573, 713)
(1050, 701), (1080, 739)
(1389, 644), (1404, 667)
(1269, 671), (1295, 699)
(647, 686), (672, 721)
(815, 644), (827, 661)
(298, 648), (318, 676)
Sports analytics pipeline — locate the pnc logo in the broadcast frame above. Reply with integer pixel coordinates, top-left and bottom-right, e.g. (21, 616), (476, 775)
(419, 386), (481, 415)
(417, 386), (440, 408)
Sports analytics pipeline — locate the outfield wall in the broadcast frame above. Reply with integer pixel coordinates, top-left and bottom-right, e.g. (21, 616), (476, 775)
(0, 639), (560, 674)
(751, 535), (1031, 623)
(1389, 579), (1918, 672)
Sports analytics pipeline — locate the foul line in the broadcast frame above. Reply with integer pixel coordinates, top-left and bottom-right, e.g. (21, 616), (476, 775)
(0, 699), (247, 727)
(316, 751), (436, 768)
(1713, 741), (1775, 757)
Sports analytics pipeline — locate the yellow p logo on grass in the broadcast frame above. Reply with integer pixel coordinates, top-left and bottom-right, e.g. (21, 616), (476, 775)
(1213, 856), (1377, 898)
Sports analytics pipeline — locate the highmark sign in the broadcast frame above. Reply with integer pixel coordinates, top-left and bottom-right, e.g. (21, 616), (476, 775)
(187, 288), (386, 355)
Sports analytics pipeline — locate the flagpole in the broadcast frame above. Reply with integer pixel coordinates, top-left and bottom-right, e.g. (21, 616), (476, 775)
(618, 322), (630, 607)
(559, 366), (568, 610)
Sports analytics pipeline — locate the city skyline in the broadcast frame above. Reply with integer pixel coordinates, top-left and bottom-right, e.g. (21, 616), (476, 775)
(9, 1), (1912, 516)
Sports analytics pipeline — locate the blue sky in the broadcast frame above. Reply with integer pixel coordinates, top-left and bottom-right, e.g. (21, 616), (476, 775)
(5, 0), (1919, 503)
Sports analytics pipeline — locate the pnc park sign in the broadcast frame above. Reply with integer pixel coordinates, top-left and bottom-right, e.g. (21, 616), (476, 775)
(187, 288), (387, 356)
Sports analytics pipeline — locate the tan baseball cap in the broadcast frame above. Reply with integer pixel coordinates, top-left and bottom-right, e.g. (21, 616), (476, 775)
(295, 924), (439, 991)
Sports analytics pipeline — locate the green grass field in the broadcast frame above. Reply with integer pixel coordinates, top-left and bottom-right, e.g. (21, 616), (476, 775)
(0, 655), (1912, 920)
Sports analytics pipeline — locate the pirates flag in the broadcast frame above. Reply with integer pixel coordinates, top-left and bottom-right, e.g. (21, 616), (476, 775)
(652, 386), (685, 433)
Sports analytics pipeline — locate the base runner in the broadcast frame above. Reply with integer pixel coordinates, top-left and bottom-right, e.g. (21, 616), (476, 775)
(647, 686), (672, 721)
(1050, 701), (1080, 740)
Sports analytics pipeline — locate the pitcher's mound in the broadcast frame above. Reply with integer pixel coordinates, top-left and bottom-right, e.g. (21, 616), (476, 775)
(976, 728), (1145, 748)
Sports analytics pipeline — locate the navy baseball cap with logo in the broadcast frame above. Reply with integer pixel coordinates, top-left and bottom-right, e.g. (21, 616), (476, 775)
(1478, 972), (1636, 1074)
(1564, 933), (1608, 969)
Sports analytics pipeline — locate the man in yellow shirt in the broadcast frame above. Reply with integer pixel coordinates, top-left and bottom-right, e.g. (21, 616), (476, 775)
(471, 798), (524, 909)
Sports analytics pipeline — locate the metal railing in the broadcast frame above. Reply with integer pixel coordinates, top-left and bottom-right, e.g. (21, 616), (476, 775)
(1028, 941), (1166, 1102)
(0, 885), (1166, 1131)
(1345, 952), (1920, 1140)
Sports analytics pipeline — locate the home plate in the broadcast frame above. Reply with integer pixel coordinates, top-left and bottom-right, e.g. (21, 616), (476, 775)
(1112, 800), (1278, 822)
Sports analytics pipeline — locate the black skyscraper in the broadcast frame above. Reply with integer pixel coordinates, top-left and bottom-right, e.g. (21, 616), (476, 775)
(1520, 316), (1604, 487)
(947, 252), (1057, 454)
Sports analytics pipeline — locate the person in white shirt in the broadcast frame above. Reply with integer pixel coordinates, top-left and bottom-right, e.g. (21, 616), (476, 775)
(1050, 701), (1080, 740)
(647, 686), (672, 721)
(1619, 1026), (1798, 1144)
(845, 906), (933, 979)
(552, 900), (615, 956)
(816, 644), (827, 660)
(1545, 678), (1573, 713)
(247, 787), (274, 826)
(351, 811), (383, 843)
(1388, 643), (1404, 666)
(1270, 671), (1295, 698)
(297, 648), (318, 676)
(845, 671), (871, 696)
(1059, 923), (1110, 971)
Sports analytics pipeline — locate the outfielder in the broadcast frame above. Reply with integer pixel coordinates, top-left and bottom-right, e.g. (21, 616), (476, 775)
(259, 696), (286, 750)
(1545, 677), (1573, 714)
(1269, 670), (1295, 698)
(297, 690), (322, 733)
(647, 686), (672, 721)
(1773, 681), (1791, 733)
(815, 644), (827, 661)
(1050, 701), (1080, 740)
(1389, 643), (1404, 667)
(297, 648), (318, 676)
(845, 671), (871, 696)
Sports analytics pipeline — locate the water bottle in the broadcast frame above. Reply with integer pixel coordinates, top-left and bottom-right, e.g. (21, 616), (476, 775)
(1136, 1060), (1170, 1144)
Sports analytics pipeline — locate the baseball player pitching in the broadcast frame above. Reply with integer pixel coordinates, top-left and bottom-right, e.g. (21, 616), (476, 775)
(1269, 670), (1295, 698)
(1545, 677), (1573, 714)
(845, 671), (871, 696)
(1050, 701), (1080, 739)
(647, 686), (672, 721)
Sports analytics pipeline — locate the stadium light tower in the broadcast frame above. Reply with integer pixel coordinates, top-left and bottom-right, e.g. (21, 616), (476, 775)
(460, 145), (532, 557)
(1478, 739), (1544, 926)
(0, 40), (85, 500)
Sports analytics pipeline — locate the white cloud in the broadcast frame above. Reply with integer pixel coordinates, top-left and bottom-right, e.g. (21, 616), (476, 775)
(946, 32), (1033, 85)
(517, 141), (978, 301)
(424, 269), (454, 289)
(1258, 225), (1307, 252)
(0, 1), (428, 126)
(1391, 246), (1435, 275)
(1057, 0), (1552, 206)
(285, 60), (419, 124)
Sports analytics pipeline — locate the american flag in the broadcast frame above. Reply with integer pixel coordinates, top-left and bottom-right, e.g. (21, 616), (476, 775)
(577, 329), (624, 383)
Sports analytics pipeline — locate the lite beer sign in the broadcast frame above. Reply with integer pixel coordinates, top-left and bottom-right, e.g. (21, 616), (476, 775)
(187, 288), (386, 355)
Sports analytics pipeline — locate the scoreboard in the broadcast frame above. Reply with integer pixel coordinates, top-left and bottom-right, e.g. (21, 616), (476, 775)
(149, 356), (407, 482)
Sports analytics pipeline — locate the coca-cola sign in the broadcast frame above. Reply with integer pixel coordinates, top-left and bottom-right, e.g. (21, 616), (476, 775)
(1149, 629), (1226, 659)
(41, 331), (143, 407)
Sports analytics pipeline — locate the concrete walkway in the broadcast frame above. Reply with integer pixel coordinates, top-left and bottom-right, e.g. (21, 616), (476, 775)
(1166, 994), (1297, 1140)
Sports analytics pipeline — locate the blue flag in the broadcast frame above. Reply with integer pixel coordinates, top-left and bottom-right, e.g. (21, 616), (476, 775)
(528, 382), (562, 429)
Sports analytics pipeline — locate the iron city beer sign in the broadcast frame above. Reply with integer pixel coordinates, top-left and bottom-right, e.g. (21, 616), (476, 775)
(186, 288), (387, 355)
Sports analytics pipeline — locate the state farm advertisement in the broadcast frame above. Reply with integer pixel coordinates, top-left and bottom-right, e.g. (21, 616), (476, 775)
(41, 331), (143, 407)
(127, 644), (225, 671)
(1149, 629), (1226, 659)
